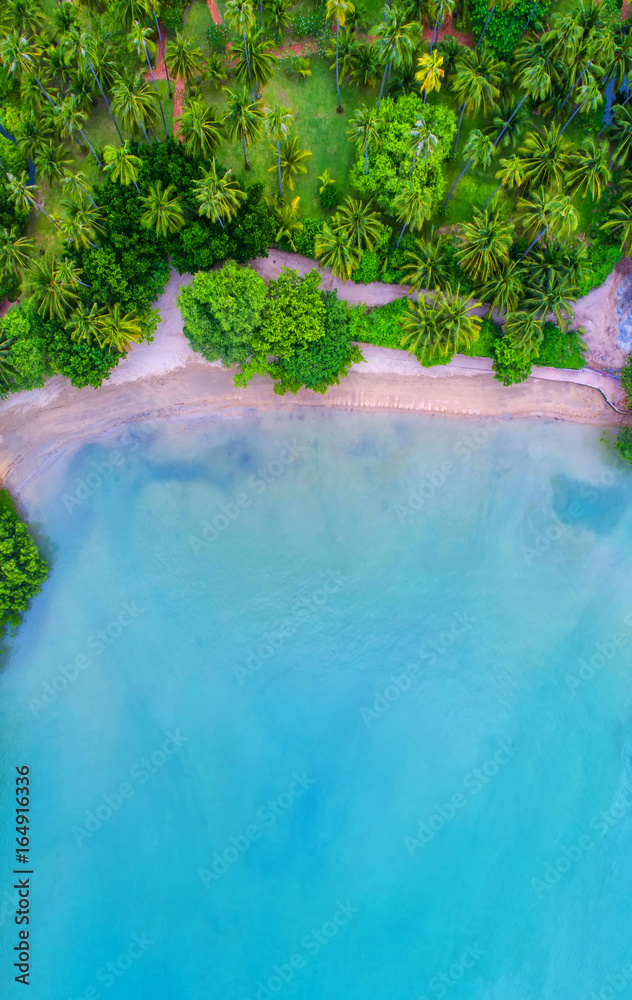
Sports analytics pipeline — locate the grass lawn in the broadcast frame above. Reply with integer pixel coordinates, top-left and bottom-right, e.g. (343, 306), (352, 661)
(183, 0), (217, 57)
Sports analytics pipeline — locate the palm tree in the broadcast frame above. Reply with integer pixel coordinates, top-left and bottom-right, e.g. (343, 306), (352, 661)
(35, 142), (72, 186)
(491, 96), (528, 148)
(515, 57), (552, 102)
(5, 0), (46, 36)
(99, 302), (145, 352)
(348, 104), (380, 176)
(60, 199), (105, 250)
(429, 0), (455, 51)
(349, 41), (379, 87)
(165, 32), (204, 95)
(326, 0), (356, 111)
(223, 88), (264, 169)
(327, 27), (356, 90)
(402, 232), (451, 291)
(374, 4), (418, 108)
(0, 227), (35, 282)
(0, 30), (53, 104)
(601, 200), (632, 251)
(502, 310), (544, 356)
(225, 0), (257, 98)
(103, 142), (143, 194)
(265, 0), (293, 39)
(64, 29), (124, 144)
(111, 72), (159, 144)
(334, 197), (383, 252)
(5, 172), (62, 232)
(479, 261), (525, 317)
(400, 287), (481, 363)
(139, 181), (185, 237)
(177, 99), (225, 160)
(483, 153), (525, 209)
(567, 139), (610, 201)
(523, 270), (576, 331)
(68, 301), (109, 346)
(456, 207), (514, 283)
(27, 255), (81, 321)
(276, 136), (312, 191)
(518, 124), (572, 191)
(407, 118), (438, 175)
(129, 21), (169, 140)
(272, 195), (303, 250)
(265, 104), (293, 197)
(415, 51), (444, 100)
(14, 114), (52, 162)
(236, 30), (277, 97)
(0, 334), (16, 391)
(437, 35), (462, 77)
(394, 182), (432, 247)
(451, 49), (503, 150)
(518, 191), (578, 257)
(60, 170), (99, 210)
(444, 129), (495, 206)
(315, 223), (359, 280)
(608, 104), (632, 168)
(54, 96), (104, 167)
(111, 0), (153, 31)
(193, 160), (247, 227)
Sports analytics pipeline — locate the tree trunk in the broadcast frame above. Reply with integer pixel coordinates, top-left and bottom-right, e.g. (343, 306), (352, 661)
(521, 0), (539, 36)
(365, 140), (368, 175)
(409, 147), (419, 176)
(559, 101), (583, 134)
(561, 60), (592, 110)
(135, 113), (151, 145)
(482, 181), (503, 208)
(430, 12), (440, 52)
(453, 102), (466, 152)
(277, 139), (282, 195)
(215, 209), (225, 229)
(385, 61), (392, 99)
(377, 63), (388, 109)
(444, 157), (473, 206)
(86, 58), (124, 144)
(260, 0), (263, 29)
(79, 129), (104, 168)
(520, 223), (550, 259)
(153, 11), (172, 98)
(145, 44), (170, 139)
(34, 76), (55, 108)
(396, 221), (407, 248)
(476, 3), (496, 48)
(494, 93), (527, 146)
(336, 18), (342, 111)
(243, 132), (250, 169)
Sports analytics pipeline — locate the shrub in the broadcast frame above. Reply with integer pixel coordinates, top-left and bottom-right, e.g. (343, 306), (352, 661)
(292, 9), (329, 36)
(319, 182), (338, 210)
(160, 0), (187, 31)
(294, 218), (324, 258)
(353, 251), (380, 284)
(0, 490), (49, 638)
(621, 350), (632, 407)
(208, 22), (229, 53)
(350, 95), (456, 217)
(616, 427), (632, 464)
(535, 323), (586, 370)
(349, 297), (409, 349)
(492, 336), (533, 385)
(576, 237), (624, 297)
(471, 0), (551, 58)
(2, 304), (48, 394)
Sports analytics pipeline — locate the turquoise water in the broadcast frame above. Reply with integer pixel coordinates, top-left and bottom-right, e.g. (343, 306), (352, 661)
(2, 410), (632, 1000)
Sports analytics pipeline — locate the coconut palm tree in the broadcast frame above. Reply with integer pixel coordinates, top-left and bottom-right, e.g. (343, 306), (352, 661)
(236, 30), (277, 97)
(177, 99), (225, 160)
(451, 48), (503, 150)
(0, 227), (35, 282)
(62, 28), (125, 145)
(99, 302), (145, 352)
(374, 4), (418, 108)
(502, 309), (544, 356)
(437, 35), (462, 77)
(601, 200), (632, 250)
(479, 261), (525, 317)
(60, 170), (99, 210)
(68, 301), (109, 346)
(0, 30), (53, 104)
(111, 0), (152, 31)
(148, 0), (172, 96)
(400, 287), (481, 362)
(14, 114), (52, 162)
(276, 135), (312, 191)
(415, 51), (444, 100)
(193, 160), (247, 227)
(518, 124), (572, 191)
(225, 0), (257, 98)
(483, 153), (525, 209)
(348, 104), (380, 176)
(315, 223), (359, 280)
(5, 172), (62, 232)
(394, 181), (432, 247)
(0, 334), (16, 391)
(165, 32), (204, 95)
(333, 197), (383, 253)
(407, 118), (438, 175)
(429, 0), (455, 50)
(327, 0), (356, 111)
(515, 57), (552, 102)
(566, 139), (610, 201)
(265, 0), (293, 39)
(27, 254), (82, 320)
(349, 41), (379, 87)
(456, 207), (514, 283)
(35, 142), (72, 186)
(491, 96), (528, 148)
(139, 181), (185, 237)
(523, 270), (576, 331)
(444, 128), (495, 206)
(60, 199), (105, 250)
(223, 88), (264, 169)
(272, 195), (303, 250)
(519, 191), (578, 257)
(5, 0), (46, 36)
(54, 96), (104, 167)
(103, 142), (143, 194)
(111, 72), (159, 144)
(402, 232), (451, 291)
(607, 104), (632, 168)
(265, 104), (293, 196)
(129, 21), (169, 140)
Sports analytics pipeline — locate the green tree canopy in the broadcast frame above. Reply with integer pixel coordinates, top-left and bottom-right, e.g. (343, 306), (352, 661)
(0, 490), (49, 637)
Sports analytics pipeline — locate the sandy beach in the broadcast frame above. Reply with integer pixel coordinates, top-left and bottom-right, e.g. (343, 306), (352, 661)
(0, 264), (629, 497)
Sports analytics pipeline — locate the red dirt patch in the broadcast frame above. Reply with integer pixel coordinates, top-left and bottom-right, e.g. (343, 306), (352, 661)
(207, 0), (223, 24)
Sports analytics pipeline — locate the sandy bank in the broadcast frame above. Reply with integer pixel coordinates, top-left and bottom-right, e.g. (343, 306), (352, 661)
(0, 267), (628, 496)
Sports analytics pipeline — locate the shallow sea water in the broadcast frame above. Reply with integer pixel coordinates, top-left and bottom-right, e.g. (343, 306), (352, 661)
(2, 409), (632, 1000)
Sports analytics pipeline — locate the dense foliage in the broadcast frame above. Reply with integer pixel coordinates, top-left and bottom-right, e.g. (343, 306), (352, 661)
(471, 0), (552, 58)
(0, 490), (48, 638)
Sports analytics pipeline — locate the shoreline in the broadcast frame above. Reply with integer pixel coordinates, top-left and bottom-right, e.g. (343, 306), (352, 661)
(0, 268), (629, 497)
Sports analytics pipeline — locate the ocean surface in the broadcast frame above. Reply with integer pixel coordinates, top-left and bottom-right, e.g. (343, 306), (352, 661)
(2, 409), (632, 1000)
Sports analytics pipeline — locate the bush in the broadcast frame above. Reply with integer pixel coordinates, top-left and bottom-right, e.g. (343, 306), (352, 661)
(350, 94), (456, 217)
(273, 290), (364, 394)
(621, 350), (632, 407)
(616, 427), (632, 464)
(463, 317), (498, 359)
(292, 9), (329, 36)
(0, 490), (49, 637)
(208, 22), (229, 52)
(349, 297), (409, 349)
(576, 237), (624, 297)
(319, 182), (338, 210)
(160, 0), (187, 31)
(492, 336), (533, 385)
(2, 304), (48, 394)
(353, 251), (380, 284)
(534, 322), (586, 370)
(471, 0), (551, 58)
(179, 261), (267, 365)
(294, 218), (324, 258)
